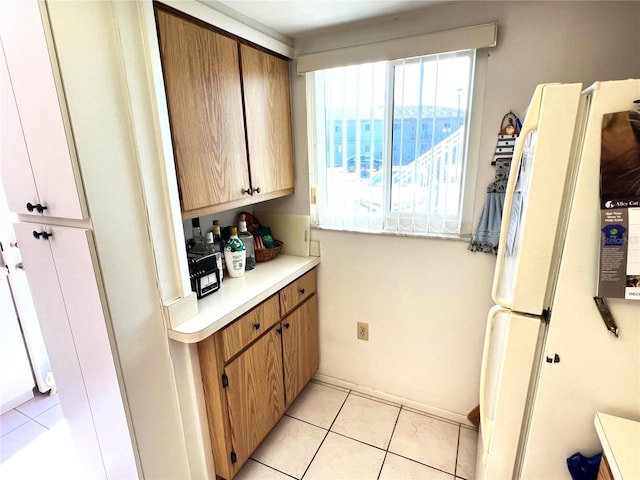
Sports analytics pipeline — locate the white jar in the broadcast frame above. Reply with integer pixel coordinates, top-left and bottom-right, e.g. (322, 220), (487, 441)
(224, 227), (246, 278)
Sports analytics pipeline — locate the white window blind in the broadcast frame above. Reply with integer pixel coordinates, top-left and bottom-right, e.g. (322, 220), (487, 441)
(305, 23), (495, 238)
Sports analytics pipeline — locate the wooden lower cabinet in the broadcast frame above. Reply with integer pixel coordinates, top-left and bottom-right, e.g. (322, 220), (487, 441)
(597, 455), (613, 480)
(198, 269), (318, 479)
(225, 328), (285, 469)
(282, 295), (319, 406)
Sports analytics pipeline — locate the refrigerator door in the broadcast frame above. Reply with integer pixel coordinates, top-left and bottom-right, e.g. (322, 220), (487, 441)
(493, 83), (583, 314)
(517, 79), (640, 480)
(0, 269), (35, 413)
(476, 306), (542, 480)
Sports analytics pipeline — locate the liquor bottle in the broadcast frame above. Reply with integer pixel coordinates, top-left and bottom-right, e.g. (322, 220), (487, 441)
(224, 227), (246, 278)
(212, 220), (226, 280)
(189, 218), (207, 254)
(212, 221), (226, 256)
(238, 214), (255, 270)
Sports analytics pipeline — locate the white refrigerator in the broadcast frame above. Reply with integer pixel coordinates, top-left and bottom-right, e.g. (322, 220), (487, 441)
(476, 79), (640, 480)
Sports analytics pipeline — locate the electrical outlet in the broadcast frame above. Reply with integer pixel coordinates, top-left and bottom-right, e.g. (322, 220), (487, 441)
(357, 322), (369, 341)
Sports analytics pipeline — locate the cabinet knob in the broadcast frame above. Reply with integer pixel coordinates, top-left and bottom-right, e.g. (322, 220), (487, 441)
(26, 202), (47, 213)
(32, 230), (53, 240)
(299, 288), (305, 294)
(284, 323), (290, 329)
(244, 188), (252, 195)
(253, 323), (260, 330)
(253, 187), (261, 194)
(15, 262), (24, 270)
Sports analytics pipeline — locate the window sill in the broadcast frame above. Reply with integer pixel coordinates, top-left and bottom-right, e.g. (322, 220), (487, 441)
(311, 224), (472, 242)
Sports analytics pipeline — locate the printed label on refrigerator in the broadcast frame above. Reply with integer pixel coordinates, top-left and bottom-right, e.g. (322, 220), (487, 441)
(597, 110), (640, 299)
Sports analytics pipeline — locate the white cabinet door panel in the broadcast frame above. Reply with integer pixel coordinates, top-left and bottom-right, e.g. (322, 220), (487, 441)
(14, 222), (105, 478)
(0, 41), (39, 215)
(0, 1), (85, 219)
(47, 226), (138, 479)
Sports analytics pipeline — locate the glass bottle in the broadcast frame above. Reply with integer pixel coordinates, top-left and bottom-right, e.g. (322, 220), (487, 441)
(224, 227), (246, 278)
(238, 214), (255, 270)
(212, 221), (226, 257)
(190, 218), (206, 254)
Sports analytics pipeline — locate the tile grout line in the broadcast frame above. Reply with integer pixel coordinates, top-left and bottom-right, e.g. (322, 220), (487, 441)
(298, 388), (351, 479)
(376, 403), (403, 480)
(248, 458), (298, 480)
(454, 424), (461, 479)
(388, 405), (459, 478)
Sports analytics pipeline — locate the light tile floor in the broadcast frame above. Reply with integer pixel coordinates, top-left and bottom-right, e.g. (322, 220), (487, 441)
(0, 392), (82, 480)
(237, 380), (478, 480)
(1, 381), (478, 480)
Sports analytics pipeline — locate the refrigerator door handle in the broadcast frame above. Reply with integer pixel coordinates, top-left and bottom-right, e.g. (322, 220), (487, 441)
(479, 304), (509, 463)
(491, 85), (545, 308)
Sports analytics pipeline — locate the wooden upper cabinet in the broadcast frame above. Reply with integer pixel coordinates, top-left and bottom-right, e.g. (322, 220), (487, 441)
(155, 8), (250, 216)
(154, 6), (294, 219)
(240, 44), (294, 199)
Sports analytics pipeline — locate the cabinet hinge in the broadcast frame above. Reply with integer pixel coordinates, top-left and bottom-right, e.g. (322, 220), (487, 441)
(230, 451), (237, 464)
(222, 374), (229, 388)
(542, 309), (552, 324)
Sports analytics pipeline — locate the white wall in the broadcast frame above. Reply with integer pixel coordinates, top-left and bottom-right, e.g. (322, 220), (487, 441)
(266, 1), (640, 419)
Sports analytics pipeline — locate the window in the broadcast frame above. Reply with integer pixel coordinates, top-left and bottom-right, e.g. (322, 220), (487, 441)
(309, 49), (481, 237)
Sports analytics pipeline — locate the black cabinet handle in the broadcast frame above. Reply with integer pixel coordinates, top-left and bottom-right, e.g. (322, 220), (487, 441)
(253, 187), (261, 194)
(26, 202), (47, 213)
(299, 288), (305, 294)
(284, 323), (290, 329)
(33, 230), (53, 240)
(253, 323), (260, 330)
(244, 188), (252, 195)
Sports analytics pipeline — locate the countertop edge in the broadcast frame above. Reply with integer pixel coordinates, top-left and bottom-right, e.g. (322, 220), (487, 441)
(594, 412), (640, 480)
(168, 255), (320, 344)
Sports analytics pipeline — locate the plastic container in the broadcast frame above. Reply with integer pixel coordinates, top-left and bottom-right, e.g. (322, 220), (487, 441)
(224, 226), (246, 278)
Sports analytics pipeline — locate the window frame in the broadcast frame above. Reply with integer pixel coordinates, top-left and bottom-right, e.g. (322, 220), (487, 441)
(307, 48), (488, 239)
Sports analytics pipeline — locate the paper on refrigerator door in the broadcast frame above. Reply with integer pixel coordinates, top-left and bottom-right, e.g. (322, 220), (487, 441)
(597, 109), (640, 299)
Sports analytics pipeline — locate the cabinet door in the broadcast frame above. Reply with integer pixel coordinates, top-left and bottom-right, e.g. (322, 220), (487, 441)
(13, 223), (106, 476)
(13, 223), (136, 478)
(0, 1), (85, 219)
(240, 44), (294, 198)
(282, 295), (319, 406)
(224, 327), (285, 473)
(155, 8), (250, 215)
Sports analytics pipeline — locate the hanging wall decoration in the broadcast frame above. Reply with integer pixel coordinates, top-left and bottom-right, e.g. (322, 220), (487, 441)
(469, 112), (521, 254)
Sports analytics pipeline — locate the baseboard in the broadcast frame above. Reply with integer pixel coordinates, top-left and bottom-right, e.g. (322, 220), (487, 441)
(312, 373), (475, 428)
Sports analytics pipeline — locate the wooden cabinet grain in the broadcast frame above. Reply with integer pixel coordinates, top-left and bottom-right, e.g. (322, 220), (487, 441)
(154, 6), (294, 219)
(597, 455), (613, 480)
(240, 44), (294, 200)
(198, 269), (318, 479)
(282, 295), (319, 406)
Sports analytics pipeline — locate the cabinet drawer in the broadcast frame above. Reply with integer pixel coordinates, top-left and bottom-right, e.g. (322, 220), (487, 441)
(221, 295), (279, 362)
(280, 269), (316, 317)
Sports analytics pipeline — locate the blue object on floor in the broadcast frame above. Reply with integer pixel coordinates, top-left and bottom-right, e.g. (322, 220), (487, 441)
(566, 452), (602, 480)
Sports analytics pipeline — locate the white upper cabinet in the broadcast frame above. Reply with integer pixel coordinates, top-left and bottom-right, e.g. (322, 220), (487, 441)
(0, 1), (85, 220)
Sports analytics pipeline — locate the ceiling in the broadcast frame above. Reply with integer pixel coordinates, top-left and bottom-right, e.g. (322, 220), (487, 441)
(202, 0), (441, 39)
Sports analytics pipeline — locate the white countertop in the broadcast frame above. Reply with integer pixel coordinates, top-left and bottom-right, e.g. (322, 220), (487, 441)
(594, 412), (640, 480)
(168, 254), (320, 343)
